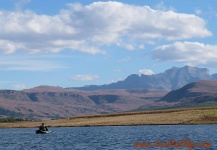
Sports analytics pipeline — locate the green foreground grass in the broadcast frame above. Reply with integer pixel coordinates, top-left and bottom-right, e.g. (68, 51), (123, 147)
(1, 107), (217, 128)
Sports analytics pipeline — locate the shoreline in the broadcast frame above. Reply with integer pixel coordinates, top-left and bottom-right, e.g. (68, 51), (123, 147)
(1, 106), (217, 128)
(1, 123), (217, 129)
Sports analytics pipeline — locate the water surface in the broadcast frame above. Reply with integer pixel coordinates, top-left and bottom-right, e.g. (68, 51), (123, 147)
(0, 125), (216, 150)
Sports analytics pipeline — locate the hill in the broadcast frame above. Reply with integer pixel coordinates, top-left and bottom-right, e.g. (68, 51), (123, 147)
(0, 86), (168, 120)
(159, 80), (217, 104)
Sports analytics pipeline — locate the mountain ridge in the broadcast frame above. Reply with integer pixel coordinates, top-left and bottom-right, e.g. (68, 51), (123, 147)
(72, 65), (215, 91)
(0, 87), (169, 120)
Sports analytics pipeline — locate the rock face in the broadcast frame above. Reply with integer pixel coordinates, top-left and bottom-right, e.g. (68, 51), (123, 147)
(0, 86), (168, 120)
(159, 80), (217, 103)
(73, 66), (214, 91)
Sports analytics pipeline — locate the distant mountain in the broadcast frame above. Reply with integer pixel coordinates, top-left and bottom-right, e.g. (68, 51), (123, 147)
(159, 80), (217, 103)
(73, 65), (215, 91)
(1, 66), (217, 120)
(0, 86), (168, 120)
(212, 73), (217, 79)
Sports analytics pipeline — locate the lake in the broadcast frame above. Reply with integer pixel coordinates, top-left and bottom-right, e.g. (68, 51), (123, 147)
(0, 125), (216, 150)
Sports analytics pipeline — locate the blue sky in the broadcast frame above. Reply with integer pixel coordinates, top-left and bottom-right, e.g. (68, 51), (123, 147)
(0, 0), (217, 90)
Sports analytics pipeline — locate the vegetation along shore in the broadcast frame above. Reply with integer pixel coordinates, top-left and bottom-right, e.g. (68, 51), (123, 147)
(0, 107), (217, 128)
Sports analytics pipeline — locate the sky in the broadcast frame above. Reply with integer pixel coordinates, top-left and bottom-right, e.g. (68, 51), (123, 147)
(0, 0), (217, 90)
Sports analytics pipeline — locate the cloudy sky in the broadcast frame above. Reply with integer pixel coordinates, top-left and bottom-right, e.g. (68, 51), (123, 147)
(0, 0), (217, 90)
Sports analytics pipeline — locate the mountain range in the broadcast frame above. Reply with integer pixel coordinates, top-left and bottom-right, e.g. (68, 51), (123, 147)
(1, 65), (217, 120)
(73, 65), (217, 91)
(0, 86), (168, 120)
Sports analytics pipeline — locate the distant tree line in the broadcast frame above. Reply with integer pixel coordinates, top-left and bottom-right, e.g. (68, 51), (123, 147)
(0, 117), (27, 123)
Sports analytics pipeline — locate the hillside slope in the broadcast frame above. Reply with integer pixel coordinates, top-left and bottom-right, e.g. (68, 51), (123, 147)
(0, 86), (169, 120)
(159, 80), (217, 104)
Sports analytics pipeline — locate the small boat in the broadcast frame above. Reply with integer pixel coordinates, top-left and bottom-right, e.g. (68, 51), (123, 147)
(36, 130), (53, 134)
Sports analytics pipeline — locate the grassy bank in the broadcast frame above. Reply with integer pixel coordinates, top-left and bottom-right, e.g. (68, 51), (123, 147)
(0, 107), (217, 128)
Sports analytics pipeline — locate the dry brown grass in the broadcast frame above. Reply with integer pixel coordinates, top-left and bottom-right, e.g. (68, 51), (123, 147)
(1, 106), (217, 128)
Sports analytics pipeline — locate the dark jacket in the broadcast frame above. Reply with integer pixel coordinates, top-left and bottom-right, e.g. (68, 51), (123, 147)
(39, 125), (48, 131)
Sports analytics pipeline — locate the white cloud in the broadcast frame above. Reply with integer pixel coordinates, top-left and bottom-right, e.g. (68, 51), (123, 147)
(112, 69), (122, 73)
(156, 1), (175, 11)
(71, 74), (99, 81)
(0, 1), (211, 54)
(108, 77), (124, 84)
(195, 8), (202, 15)
(153, 41), (217, 67)
(0, 81), (15, 84)
(15, 0), (31, 11)
(12, 84), (27, 90)
(138, 69), (154, 75)
(0, 56), (67, 71)
(156, 1), (167, 11)
(118, 56), (131, 62)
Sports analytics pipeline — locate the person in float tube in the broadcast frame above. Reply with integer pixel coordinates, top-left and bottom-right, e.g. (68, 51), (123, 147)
(39, 123), (48, 131)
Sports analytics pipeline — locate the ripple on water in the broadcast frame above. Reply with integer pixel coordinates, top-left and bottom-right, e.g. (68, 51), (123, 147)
(0, 125), (216, 150)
